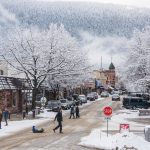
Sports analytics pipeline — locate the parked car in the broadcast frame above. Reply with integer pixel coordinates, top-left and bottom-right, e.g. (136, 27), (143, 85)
(79, 94), (87, 103)
(111, 90), (120, 95)
(72, 94), (79, 100)
(112, 94), (120, 101)
(72, 94), (82, 105)
(123, 97), (150, 109)
(87, 93), (95, 101)
(46, 100), (61, 112)
(101, 91), (109, 97)
(67, 97), (75, 107)
(60, 99), (70, 110)
(91, 92), (98, 99)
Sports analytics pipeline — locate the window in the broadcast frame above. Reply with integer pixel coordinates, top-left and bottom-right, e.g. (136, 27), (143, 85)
(12, 91), (17, 106)
(0, 70), (4, 75)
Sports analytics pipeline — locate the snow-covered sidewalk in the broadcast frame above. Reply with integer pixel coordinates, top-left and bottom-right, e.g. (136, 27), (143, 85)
(0, 110), (56, 138)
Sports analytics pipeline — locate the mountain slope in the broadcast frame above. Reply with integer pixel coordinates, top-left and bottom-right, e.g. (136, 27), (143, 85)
(1, 0), (150, 38)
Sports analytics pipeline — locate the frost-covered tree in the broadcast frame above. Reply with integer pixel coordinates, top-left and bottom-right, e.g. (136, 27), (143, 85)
(47, 71), (91, 99)
(120, 27), (150, 92)
(0, 24), (88, 109)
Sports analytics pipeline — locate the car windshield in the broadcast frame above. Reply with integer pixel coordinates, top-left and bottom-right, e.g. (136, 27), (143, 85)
(51, 102), (58, 106)
(113, 94), (119, 97)
(91, 92), (96, 95)
(60, 100), (67, 103)
(102, 92), (107, 94)
(79, 95), (85, 98)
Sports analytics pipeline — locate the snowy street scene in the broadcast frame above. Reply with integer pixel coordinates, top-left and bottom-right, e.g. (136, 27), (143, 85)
(0, 0), (150, 150)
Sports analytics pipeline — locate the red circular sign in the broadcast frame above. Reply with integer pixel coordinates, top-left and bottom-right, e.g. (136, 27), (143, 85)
(103, 106), (112, 116)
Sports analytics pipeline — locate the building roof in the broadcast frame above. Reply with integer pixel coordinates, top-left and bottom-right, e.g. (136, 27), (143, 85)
(0, 76), (32, 90)
(109, 62), (115, 70)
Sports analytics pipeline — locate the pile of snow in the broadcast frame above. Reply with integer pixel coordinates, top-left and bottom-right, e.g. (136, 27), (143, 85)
(79, 129), (150, 150)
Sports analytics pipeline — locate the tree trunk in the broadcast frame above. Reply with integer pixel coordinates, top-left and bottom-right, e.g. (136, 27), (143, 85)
(32, 88), (37, 110)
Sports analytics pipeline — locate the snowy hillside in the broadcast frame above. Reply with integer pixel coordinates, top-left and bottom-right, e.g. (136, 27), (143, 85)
(1, 0), (150, 38)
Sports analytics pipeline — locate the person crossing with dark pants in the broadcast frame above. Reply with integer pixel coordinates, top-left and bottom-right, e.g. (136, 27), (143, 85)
(75, 105), (80, 118)
(69, 105), (75, 119)
(53, 108), (63, 133)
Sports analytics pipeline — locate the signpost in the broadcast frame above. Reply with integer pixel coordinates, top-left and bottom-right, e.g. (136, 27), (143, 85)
(103, 106), (112, 136)
(40, 97), (47, 108)
(120, 124), (130, 133)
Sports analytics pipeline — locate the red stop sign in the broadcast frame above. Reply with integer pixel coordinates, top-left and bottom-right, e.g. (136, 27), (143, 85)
(103, 106), (112, 116)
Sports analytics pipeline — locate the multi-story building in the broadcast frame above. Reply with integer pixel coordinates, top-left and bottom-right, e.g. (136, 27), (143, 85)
(93, 62), (116, 89)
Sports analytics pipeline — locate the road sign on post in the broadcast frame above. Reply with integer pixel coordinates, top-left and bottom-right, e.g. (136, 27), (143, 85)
(103, 106), (112, 137)
(103, 106), (112, 116)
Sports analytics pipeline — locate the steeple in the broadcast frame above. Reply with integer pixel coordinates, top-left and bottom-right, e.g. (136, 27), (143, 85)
(109, 62), (115, 70)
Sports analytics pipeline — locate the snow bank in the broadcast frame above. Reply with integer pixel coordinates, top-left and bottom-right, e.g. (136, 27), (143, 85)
(0, 110), (56, 138)
(79, 129), (150, 150)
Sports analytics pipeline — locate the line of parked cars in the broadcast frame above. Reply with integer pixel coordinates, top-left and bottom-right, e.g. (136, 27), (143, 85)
(46, 92), (99, 112)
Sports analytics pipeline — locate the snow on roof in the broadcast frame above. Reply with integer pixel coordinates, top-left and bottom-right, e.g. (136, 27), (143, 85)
(0, 76), (32, 90)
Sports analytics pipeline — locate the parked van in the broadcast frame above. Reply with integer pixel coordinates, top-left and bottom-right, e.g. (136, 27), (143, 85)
(123, 97), (150, 109)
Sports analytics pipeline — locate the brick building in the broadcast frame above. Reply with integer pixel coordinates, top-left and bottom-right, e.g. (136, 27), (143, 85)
(93, 62), (117, 89)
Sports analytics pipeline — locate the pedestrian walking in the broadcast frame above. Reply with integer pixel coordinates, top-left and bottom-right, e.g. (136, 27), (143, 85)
(75, 105), (80, 118)
(3, 108), (9, 126)
(26, 106), (28, 115)
(22, 109), (26, 119)
(53, 108), (63, 133)
(69, 105), (75, 119)
(0, 109), (2, 129)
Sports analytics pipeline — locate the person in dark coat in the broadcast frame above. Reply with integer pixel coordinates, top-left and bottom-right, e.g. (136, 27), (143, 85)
(3, 108), (9, 126)
(75, 105), (80, 118)
(53, 108), (63, 133)
(0, 109), (2, 129)
(69, 105), (75, 119)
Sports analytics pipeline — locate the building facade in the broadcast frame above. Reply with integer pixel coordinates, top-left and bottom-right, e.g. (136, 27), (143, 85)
(93, 62), (116, 89)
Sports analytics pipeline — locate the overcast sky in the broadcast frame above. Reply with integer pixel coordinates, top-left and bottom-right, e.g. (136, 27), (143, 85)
(38, 0), (150, 8)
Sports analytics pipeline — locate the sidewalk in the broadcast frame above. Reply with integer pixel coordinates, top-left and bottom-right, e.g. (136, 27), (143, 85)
(0, 109), (56, 139)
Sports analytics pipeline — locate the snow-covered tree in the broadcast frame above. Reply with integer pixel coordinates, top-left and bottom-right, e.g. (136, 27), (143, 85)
(120, 27), (150, 92)
(0, 24), (89, 109)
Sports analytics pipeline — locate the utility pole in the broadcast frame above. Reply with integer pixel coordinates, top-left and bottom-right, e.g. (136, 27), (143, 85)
(100, 56), (103, 71)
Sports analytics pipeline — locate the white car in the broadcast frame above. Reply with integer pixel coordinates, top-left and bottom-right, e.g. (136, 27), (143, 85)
(112, 94), (120, 101)
(60, 99), (70, 110)
(79, 95), (87, 103)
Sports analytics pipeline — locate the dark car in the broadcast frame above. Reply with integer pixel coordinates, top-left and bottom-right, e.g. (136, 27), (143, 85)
(91, 92), (98, 99)
(46, 100), (61, 112)
(112, 94), (120, 101)
(123, 97), (150, 109)
(87, 93), (95, 101)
